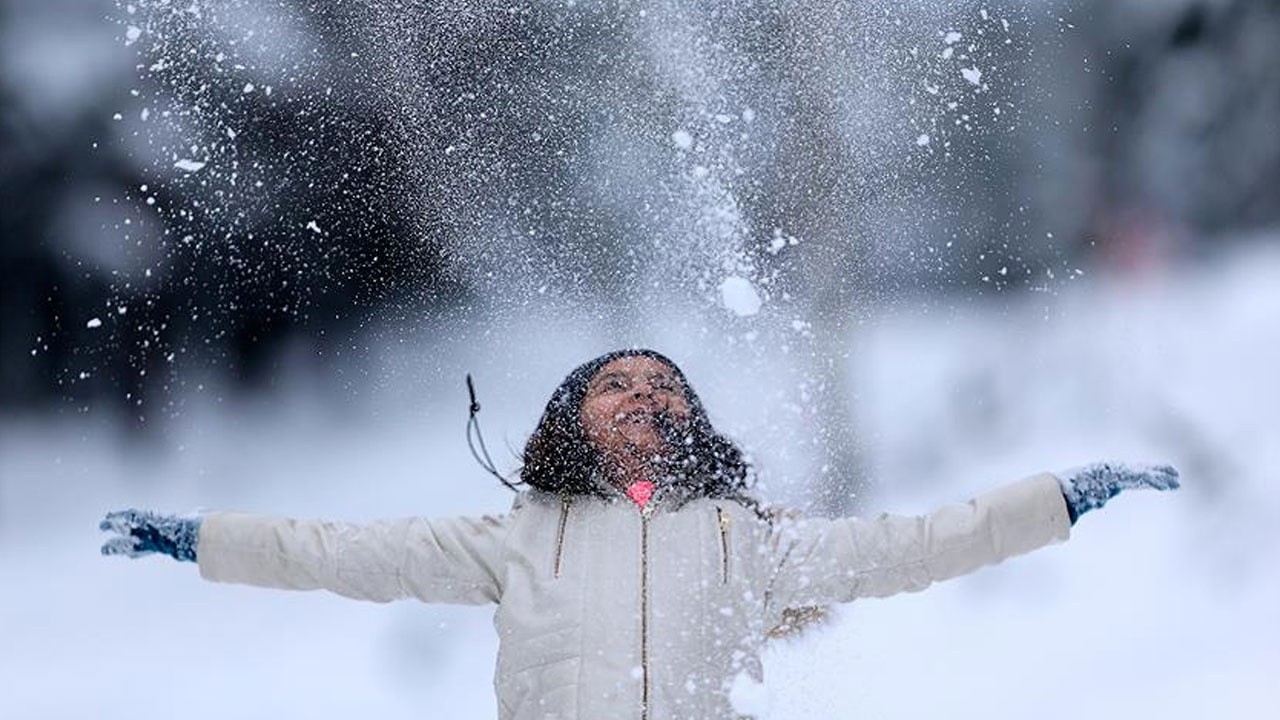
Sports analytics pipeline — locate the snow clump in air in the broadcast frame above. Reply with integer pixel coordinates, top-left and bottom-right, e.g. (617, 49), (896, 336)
(765, 228), (798, 255)
(719, 275), (763, 317)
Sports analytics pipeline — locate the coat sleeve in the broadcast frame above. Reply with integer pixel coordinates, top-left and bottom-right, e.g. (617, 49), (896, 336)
(196, 512), (509, 604)
(765, 473), (1071, 610)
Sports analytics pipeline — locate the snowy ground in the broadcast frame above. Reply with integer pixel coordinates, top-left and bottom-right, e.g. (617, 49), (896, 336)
(3, 242), (1278, 718)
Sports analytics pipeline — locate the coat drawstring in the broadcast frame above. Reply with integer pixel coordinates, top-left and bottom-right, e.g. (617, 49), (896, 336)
(466, 374), (522, 493)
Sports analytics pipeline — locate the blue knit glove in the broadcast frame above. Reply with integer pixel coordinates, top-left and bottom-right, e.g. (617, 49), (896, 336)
(1056, 462), (1180, 524)
(100, 509), (202, 562)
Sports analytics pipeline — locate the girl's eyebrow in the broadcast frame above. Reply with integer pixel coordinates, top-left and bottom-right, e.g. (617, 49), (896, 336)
(589, 371), (628, 387)
(588, 369), (682, 391)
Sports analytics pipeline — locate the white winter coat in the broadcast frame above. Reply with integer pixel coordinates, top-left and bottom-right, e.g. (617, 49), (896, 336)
(198, 473), (1071, 720)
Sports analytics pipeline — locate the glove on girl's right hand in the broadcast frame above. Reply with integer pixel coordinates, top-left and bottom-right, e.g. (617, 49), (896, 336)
(100, 509), (201, 563)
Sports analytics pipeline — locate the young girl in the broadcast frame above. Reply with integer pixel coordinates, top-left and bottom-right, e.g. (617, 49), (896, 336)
(101, 348), (1178, 720)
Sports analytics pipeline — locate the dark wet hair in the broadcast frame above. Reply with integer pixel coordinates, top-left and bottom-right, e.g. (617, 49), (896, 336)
(520, 349), (761, 513)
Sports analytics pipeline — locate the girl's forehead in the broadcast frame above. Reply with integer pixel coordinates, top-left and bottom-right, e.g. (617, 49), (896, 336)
(592, 355), (678, 379)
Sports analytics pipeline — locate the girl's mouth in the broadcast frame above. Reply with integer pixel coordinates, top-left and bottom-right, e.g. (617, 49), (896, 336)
(616, 408), (657, 424)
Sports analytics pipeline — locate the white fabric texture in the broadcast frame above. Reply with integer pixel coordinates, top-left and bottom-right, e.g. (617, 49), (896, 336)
(198, 472), (1071, 720)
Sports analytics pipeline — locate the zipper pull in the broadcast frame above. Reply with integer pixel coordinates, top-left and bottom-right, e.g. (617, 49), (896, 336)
(715, 505), (732, 584)
(552, 496), (572, 578)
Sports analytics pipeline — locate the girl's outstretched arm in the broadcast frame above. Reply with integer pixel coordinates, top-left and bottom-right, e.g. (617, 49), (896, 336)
(766, 462), (1178, 611)
(100, 508), (510, 605)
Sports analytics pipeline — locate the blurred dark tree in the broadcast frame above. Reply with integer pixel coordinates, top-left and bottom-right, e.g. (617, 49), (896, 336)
(1073, 0), (1280, 263)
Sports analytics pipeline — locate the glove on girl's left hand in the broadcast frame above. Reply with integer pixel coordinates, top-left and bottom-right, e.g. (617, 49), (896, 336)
(100, 509), (201, 563)
(1056, 462), (1180, 524)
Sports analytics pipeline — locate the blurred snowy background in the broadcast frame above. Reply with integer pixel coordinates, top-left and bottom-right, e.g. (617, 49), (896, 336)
(2, 0), (1278, 717)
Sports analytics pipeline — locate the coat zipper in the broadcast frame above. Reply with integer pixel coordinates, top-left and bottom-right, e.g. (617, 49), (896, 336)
(639, 502), (654, 720)
(715, 505), (731, 585)
(553, 496), (571, 578)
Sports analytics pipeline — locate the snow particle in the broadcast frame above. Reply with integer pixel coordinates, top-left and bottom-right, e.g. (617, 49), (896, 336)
(124, 26), (142, 45)
(916, 133), (931, 147)
(719, 276), (762, 317)
(766, 229), (798, 255)
(961, 66), (983, 85)
(305, 220), (322, 234)
(671, 129), (693, 150)
(174, 159), (206, 173)
(944, 31), (962, 44)
(86, 318), (102, 329)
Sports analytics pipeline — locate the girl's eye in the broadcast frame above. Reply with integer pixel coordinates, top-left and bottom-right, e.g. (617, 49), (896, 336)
(651, 376), (677, 391)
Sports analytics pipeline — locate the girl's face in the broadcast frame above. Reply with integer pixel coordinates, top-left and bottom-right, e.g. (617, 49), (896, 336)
(580, 355), (692, 461)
